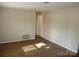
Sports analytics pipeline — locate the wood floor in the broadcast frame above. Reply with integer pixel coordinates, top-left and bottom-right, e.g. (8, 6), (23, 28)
(0, 36), (76, 57)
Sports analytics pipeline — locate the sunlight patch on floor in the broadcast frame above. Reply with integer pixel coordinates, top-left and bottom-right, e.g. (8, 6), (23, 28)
(22, 45), (37, 52)
(46, 46), (50, 49)
(22, 42), (50, 52)
(35, 42), (46, 48)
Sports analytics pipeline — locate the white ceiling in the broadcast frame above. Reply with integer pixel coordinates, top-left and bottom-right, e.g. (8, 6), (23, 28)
(0, 2), (79, 11)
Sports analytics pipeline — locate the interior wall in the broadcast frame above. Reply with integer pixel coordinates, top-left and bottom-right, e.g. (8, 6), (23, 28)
(43, 7), (79, 53)
(0, 7), (36, 43)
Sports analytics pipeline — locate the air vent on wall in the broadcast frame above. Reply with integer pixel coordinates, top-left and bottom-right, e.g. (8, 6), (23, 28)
(43, 2), (49, 3)
(22, 34), (30, 40)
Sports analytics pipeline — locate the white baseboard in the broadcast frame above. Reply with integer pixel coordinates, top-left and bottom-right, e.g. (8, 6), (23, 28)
(0, 38), (35, 44)
(49, 39), (77, 53)
(42, 35), (77, 54)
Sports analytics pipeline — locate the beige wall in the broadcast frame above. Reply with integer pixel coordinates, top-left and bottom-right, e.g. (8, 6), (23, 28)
(43, 7), (79, 53)
(0, 7), (36, 43)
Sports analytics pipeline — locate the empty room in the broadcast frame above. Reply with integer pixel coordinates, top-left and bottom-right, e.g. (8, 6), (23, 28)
(0, 2), (79, 57)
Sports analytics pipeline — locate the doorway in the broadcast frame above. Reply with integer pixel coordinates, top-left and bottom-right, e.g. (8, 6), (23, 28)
(35, 12), (43, 37)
